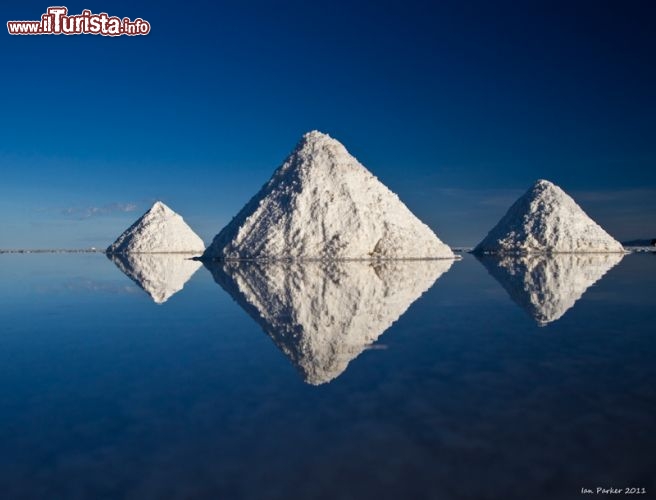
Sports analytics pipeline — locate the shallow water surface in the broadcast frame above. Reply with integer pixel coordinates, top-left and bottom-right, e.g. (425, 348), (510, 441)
(0, 252), (654, 500)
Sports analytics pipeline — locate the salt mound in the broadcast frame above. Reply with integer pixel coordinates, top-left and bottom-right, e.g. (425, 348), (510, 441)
(109, 253), (202, 304)
(106, 201), (205, 254)
(203, 131), (453, 260)
(207, 260), (453, 385)
(474, 180), (624, 254)
(478, 253), (624, 325)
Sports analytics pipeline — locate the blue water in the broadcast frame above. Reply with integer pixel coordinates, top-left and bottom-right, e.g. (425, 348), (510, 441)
(0, 253), (654, 500)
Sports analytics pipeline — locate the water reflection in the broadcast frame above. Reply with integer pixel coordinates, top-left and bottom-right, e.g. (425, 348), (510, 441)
(477, 253), (624, 325)
(108, 253), (202, 304)
(206, 260), (454, 384)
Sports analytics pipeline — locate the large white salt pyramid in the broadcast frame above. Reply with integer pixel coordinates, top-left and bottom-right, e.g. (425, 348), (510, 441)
(107, 201), (205, 254)
(474, 180), (625, 254)
(478, 253), (624, 325)
(203, 131), (453, 260)
(207, 260), (453, 384)
(109, 253), (202, 304)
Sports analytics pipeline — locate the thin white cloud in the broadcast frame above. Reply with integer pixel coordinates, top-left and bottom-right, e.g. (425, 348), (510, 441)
(416, 187), (524, 208)
(572, 188), (656, 203)
(60, 202), (139, 219)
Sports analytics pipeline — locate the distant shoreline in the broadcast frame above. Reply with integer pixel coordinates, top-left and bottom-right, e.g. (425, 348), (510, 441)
(1, 246), (654, 255)
(0, 249), (104, 254)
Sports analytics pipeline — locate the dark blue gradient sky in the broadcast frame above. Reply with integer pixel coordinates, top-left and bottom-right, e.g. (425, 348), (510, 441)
(2, 0), (655, 247)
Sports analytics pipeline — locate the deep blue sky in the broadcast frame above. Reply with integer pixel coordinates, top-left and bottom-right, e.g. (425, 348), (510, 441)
(2, 0), (655, 247)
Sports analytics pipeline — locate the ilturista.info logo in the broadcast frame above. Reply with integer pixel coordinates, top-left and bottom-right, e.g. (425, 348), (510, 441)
(7, 6), (150, 36)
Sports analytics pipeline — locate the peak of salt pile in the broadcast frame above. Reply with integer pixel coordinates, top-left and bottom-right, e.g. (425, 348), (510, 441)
(207, 260), (453, 385)
(108, 253), (202, 304)
(474, 180), (624, 254)
(203, 131), (453, 260)
(107, 201), (205, 254)
(478, 253), (623, 325)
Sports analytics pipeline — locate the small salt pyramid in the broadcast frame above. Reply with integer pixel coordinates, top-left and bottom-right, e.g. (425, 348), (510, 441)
(474, 180), (625, 254)
(106, 201), (205, 254)
(202, 131), (454, 260)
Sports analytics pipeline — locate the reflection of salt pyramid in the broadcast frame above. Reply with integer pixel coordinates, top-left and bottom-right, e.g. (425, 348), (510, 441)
(203, 131), (453, 260)
(474, 180), (624, 254)
(208, 260), (454, 384)
(477, 254), (624, 325)
(107, 201), (205, 254)
(108, 253), (201, 304)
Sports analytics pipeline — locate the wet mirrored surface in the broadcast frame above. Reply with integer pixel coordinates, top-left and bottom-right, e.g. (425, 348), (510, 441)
(0, 252), (654, 499)
(108, 253), (202, 304)
(207, 259), (453, 385)
(476, 253), (625, 325)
